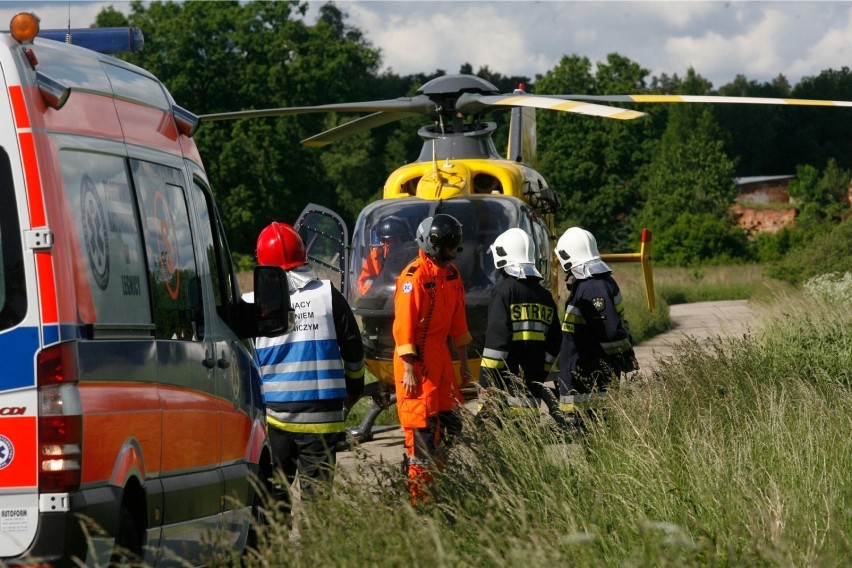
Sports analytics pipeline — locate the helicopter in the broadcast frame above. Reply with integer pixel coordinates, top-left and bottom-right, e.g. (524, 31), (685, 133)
(200, 73), (852, 442)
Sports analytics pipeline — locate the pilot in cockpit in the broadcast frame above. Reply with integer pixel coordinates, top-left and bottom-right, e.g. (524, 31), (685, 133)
(357, 216), (411, 295)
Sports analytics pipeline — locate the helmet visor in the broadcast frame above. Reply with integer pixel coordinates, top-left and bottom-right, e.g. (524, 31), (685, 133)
(432, 231), (462, 251)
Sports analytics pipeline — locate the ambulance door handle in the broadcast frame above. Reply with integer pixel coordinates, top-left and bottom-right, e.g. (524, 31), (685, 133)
(217, 351), (231, 369)
(203, 347), (218, 369)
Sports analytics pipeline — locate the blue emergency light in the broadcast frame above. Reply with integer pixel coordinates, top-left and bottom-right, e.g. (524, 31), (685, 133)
(40, 27), (144, 54)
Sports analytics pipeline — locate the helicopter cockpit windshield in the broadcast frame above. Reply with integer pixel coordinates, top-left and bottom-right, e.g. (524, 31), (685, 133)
(296, 195), (552, 366)
(351, 196), (530, 312)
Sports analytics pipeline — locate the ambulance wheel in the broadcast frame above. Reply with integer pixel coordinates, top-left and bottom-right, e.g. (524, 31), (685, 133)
(109, 504), (143, 566)
(246, 461), (274, 553)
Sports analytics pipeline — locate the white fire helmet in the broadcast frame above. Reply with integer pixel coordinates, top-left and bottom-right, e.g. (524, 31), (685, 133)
(490, 228), (542, 279)
(555, 227), (612, 278)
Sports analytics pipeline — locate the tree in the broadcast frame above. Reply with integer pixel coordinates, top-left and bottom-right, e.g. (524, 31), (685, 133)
(97, 1), (383, 255)
(788, 67), (852, 171)
(714, 74), (790, 176)
(535, 54), (661, 250)
(635, 69), (747, 265)
(788, 159), (852, 224)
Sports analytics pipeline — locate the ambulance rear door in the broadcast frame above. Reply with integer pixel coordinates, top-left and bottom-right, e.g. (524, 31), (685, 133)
(0, 45), (41, 556)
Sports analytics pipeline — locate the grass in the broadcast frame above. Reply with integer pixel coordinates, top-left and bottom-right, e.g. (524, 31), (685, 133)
(232, 272), (851, 567)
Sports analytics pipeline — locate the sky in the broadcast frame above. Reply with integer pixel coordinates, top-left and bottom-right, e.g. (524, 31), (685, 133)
(4, 1), (852, 89)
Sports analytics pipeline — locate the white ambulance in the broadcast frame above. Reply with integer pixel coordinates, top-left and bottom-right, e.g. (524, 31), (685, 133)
(0, 13), (291, 566)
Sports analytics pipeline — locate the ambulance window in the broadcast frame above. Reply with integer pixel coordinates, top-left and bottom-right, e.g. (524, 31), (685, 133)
(58, 151), (151, 325)
(132, 160), (203, 341)
(0, 148), (26, 330)
(190, 180), (239, 310)
(102, 62), (171, 111)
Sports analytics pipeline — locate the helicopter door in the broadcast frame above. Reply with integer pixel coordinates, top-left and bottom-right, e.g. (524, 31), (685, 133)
(294, 203), (349, 293)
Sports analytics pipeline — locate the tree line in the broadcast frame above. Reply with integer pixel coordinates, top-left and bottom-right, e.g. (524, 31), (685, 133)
(94, 0), (852, 267)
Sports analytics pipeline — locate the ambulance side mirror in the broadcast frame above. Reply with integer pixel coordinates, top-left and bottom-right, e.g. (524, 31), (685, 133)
(253, 265), (294, 337)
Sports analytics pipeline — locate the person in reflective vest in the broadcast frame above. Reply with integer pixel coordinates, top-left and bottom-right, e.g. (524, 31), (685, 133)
(478, 228), (561, 420)
(554, 227), (639, 416)
(245, 222), (365, 515)
(393, 214), (472, 505)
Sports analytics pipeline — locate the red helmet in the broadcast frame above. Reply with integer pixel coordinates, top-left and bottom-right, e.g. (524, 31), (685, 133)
(256, 222), (306, 270)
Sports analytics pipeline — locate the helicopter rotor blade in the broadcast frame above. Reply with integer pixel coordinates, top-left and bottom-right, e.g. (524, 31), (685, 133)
(457, 92), (647, 120)
(515, 93), (852, 108)
(301, 112), (422, 147)
(199, 94), (438, 122)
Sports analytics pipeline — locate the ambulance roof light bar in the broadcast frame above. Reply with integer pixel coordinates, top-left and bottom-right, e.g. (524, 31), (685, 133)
(40, 27), (145, 54)
(9, 12), (144, 54)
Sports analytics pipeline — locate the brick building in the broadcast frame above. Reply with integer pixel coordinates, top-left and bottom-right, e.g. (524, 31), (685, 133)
(731, 175), (797, 234)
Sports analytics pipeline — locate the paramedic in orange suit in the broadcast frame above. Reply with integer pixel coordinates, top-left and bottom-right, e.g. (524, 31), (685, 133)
(357, 216), (409, 294)
(392, 214), (473, 504)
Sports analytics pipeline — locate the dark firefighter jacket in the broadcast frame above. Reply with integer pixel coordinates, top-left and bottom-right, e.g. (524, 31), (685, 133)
(479, 273), (561, 399)
(558, 272), (637, 395)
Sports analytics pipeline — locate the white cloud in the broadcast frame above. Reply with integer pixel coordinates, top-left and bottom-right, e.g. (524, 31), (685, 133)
(663, 7), (791, 85)
(787, 7), (852, 80)
(5, 0), (852, 90)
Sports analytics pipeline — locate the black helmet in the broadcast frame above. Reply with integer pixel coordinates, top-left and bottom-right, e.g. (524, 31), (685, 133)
(375, 216), (409, 242)
(416, 214), (463, 258)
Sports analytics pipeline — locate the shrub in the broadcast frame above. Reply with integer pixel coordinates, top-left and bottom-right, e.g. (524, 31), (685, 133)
(764, 218), (852, 283)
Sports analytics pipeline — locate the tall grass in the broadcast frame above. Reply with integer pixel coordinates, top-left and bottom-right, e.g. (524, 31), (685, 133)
(239, 274), (851, 566)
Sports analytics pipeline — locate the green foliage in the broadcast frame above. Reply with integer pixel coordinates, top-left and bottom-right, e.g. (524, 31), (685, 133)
(98, 0), (382, 253)
(788, 159), (851, 222)
(788, 66), (852, 171)
(536, 54), (663, 250)
(633, 71), (750, 265)
(653, 212), (752, 266)
(764, 217), (852, 283)
(714, 74), (791, 175)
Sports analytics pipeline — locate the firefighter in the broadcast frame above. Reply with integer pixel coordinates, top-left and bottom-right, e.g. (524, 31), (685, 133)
(555, 227), (639, 416)
(246, 222), (365, 515)
(358, 216), (410, 294)
(478, 228), (562, 419)
(392, 213), (473, 505)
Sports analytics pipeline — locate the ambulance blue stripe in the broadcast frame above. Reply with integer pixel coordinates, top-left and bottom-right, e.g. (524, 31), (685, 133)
(43, 323), (60, 345)
(0, 326), (39, 391)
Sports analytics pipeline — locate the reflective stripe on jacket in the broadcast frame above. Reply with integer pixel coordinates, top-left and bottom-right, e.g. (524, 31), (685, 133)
(479, 274), (561, 394)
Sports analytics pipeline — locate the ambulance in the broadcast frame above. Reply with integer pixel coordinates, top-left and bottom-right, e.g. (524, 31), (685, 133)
(0, 13), (291, 566)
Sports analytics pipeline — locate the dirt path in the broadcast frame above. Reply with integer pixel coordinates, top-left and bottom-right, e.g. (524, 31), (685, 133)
(336, 299), (756, 472)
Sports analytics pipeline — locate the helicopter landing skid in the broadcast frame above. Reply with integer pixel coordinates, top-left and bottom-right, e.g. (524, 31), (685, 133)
(345, 388), (397, 445)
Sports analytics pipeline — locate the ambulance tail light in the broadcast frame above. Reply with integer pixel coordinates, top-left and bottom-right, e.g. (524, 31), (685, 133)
(37, 343), (82, 493)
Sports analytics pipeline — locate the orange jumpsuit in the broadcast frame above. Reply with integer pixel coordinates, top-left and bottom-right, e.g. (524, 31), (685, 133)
(392, 249), (471, 503)
(357, 245), (386, 295)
